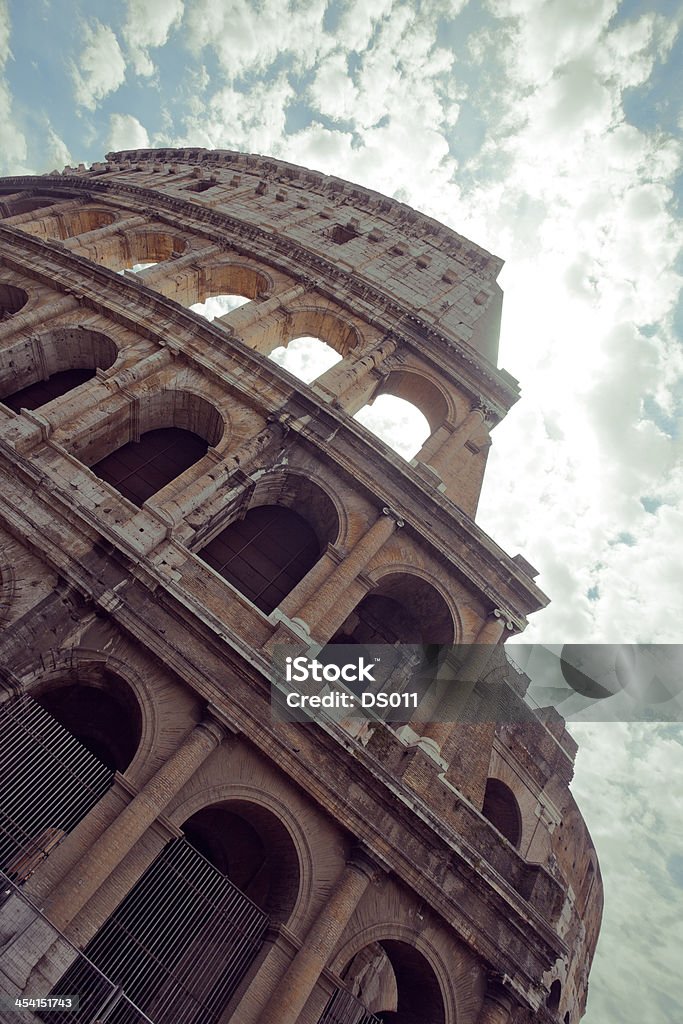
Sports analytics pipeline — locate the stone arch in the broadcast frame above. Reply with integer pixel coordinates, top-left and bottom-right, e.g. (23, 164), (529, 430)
(18, 206), (116, 241)
(197, 469), (342, 616)
(482, 778), (522, 849)
(334, 570), (457, 645)
(247, 468), (345, 548)
(170, 784), (308, 926)
(285, 307), (361, 359)
(18, 649), (156, 779)
(374, 368), (452, 434)
(333, 925), (451, 1024)
(546, 979), (562, 1013)
(201, 261), (272, 303)
(0, 328), (118, 411)
(79, 228), (187, 272)
(76, 388), (226, 506)
(0, 282), (29, 319)
(0, 195), (58, 218)
(139, 388), (225, 448)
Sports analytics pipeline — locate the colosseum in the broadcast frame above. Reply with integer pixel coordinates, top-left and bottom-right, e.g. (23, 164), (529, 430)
(0, 149), (602, 1024)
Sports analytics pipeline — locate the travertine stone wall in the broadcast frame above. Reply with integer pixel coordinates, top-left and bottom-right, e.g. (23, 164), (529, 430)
(0, 156), (602, 1024)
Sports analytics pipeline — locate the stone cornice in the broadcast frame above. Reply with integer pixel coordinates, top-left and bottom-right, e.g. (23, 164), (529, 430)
(0, 174), (518, 420)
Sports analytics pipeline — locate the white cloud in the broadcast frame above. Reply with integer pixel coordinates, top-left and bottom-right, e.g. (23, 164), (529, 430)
(570, 722), (683, 1023)
(71, 21), (126, 110)
(43, 126), (72, 171)
(107, 113), (150, 152)
(184, 0), (330, 78)
(123, 0), (184, 76)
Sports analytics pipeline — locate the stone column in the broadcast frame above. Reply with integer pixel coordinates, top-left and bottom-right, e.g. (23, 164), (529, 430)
(314, 336), (397, 412)
(62, 214), (147, 252)
(158, 422), (286, 529)
(415, 612), (507, 755)
(225, 282), (311, 354)
(257, 852), (379, 1024)
(137, 243), (224, 299)
(2, 199), (84, 228)
(43, 713), (226, 933)
(293, 508), (403, 633)
(428, 402), (491, 479)
(0, 295), (81, 343)
(477, 981), (514, 1024)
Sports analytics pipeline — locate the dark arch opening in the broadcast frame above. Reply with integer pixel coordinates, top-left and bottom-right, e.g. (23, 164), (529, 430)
(0, 329), (118, 412)
(341, 939), (445, 1024)
(333, 574), (454, 646)
(199, 505), (321, 614)
(91, 427), (209, 507)
(182, 799), (300, 921)
(482, 778), (522, 849)
(32, 674), (142, 773)
(547, 979), (562, 1012)
(0, 283), (28, 320)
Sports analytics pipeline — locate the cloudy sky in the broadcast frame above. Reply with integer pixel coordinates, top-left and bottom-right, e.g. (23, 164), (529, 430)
(1, 0), (682, 1020)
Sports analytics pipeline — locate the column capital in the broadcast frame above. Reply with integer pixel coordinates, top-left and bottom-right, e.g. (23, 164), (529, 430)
(203, 703), (240, 741)
(348, 844), (389, 885)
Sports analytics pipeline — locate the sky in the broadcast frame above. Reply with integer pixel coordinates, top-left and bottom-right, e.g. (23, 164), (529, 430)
(1, 1), (682, 1021)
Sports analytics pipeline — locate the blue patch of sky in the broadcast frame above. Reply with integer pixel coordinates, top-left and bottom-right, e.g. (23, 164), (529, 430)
(642, 395), (680, 439)
(587, 585), (600, 601)
(322, 0), (343, 35)
(621, 30), (683, 140)
(641, 496), (663, 513)
(612, 531), (637, 546)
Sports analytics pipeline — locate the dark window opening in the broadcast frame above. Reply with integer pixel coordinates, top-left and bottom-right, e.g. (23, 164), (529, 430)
(547, 980), (562, 1012)
(186, 180), (217, 193)
(199, 505), (320, 614)
(331, 223), (359, 244)
(0, 283), (28, 319)
(35, 682), (142, 774)
(482, 778), (522, 848)
(1, 368), (95, 412)
(92, 427), (208, 507)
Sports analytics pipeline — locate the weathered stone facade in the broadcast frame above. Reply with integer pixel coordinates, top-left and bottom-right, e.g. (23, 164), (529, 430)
(0, 149), (602, 1024)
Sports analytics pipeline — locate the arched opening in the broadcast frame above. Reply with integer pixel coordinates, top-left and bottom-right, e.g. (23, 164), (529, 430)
(31, 672), (142, 773)
(83, 230), (187, 273)
(270, 335), (342, 383)
(189, 262), (269, 318)
(354, 395), (431, 460)
(182, 799), (300, 921)
(198, 473), (339, 615)
(482, 778), (522, 849)
(51, 800), (299, 1024)
(91, 427), (209, 507)
(20, 208), (116, 241)
(199, 505), (321, 614)
(332, 574), (454, 646)
(0, 283), (28, 320)
(547, 980), (562, 1013)
(0, 691), (116, 886)
(191, 293), (251, 321)
(0, 328), (118, 411)
(330, 939), (446, 1024)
